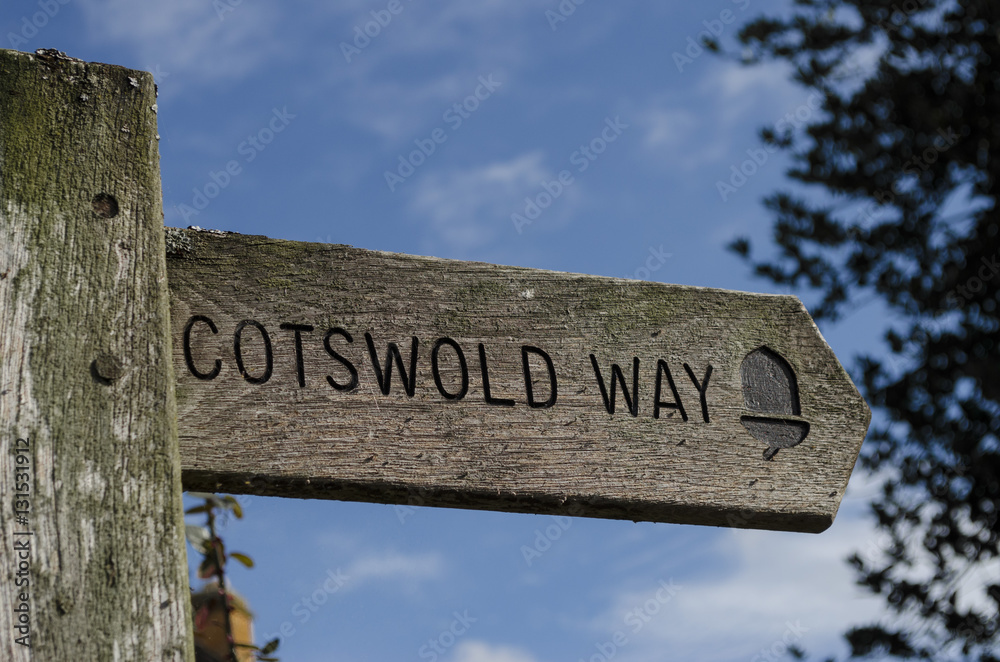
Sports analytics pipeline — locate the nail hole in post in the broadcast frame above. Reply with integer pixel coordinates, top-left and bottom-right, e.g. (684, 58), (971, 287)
(91, 193), (119, 219)
(92, 352), (125, 385)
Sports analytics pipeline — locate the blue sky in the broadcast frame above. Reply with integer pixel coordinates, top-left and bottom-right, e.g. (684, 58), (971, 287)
(3, 1), (898, 659)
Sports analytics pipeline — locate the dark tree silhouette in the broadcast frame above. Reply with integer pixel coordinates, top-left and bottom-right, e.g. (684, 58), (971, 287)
(720, 0), (999, 659)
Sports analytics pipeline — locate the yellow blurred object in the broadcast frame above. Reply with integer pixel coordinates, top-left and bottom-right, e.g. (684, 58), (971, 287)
(191, 583), (255, 662)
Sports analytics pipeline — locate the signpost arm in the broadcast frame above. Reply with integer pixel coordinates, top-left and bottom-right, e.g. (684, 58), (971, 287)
(0, 49), (193, 660)
(169, 230), (869, 533)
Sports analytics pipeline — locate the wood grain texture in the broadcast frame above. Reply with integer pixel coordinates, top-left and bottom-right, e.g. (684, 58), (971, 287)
(169, 230), (870, 534)
(0, 49), (193, 661)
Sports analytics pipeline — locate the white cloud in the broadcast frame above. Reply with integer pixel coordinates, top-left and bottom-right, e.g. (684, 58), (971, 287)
(76, 0), (281, 89)
(344, 550), (444, 586)
(450, 640), (540, 662)
(633, 106), (726, 171)
(709, 59), (794, 102)
(277, 539), (445, 599)
(573, 475), (889, 662)
(633, 60), (818, 177)
(702, 59), (822, 139)
(303, 0), (563, 145)
(330, 0), (539, 61)
(337, 72), (492, 145)
(628, 105), (716, 174)
(638, 108), (699, 151)
(406, 151), (580, 252)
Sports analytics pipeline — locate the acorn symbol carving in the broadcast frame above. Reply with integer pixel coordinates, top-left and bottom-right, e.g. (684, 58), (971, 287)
(739, 347), (809, 460)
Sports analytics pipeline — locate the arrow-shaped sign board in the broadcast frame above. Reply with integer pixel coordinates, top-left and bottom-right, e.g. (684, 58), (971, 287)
(167, 228), (870, 533)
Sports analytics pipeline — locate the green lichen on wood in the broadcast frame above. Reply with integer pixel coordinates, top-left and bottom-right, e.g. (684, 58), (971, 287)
(165, 227), (194, 257)
(257, 276), (294, 289)
(0, 51), (159, 215)
(458, 279), (511, 304)
(575, 282), (692, 341)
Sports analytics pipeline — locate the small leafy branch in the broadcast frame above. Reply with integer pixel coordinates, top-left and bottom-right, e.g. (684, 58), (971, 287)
(185, 493), (280, 662)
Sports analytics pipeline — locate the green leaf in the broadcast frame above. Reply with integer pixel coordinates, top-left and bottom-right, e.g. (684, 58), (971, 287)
(230, 552), (254, 568)
(185, 504), (211, 515)
(223, 495), (244, 519)
(261, 638), (280, 654)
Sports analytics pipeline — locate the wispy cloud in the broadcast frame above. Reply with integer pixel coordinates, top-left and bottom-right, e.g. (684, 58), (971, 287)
(632, 60), (805, 176)
(705, 60), (801, 129)
(344, 550), (444, 586)
(451, 640), (540, 662)
(76, 0), (282, 89)
(315, 3), (533, 143)
(576, 485), (887, 661)
(407, 151), (578, 252)
(638, 108), (699, 150)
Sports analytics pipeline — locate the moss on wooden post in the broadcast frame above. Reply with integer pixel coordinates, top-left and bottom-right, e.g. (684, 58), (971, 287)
(0, 49), (193, 660)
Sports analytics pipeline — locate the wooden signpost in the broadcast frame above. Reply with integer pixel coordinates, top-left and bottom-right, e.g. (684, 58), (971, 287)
(168, 229), (869, 533)
(0, 49), (871, 660)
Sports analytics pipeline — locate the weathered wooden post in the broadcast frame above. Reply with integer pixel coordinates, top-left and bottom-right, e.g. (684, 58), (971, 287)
(0, 49), (192, 660)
